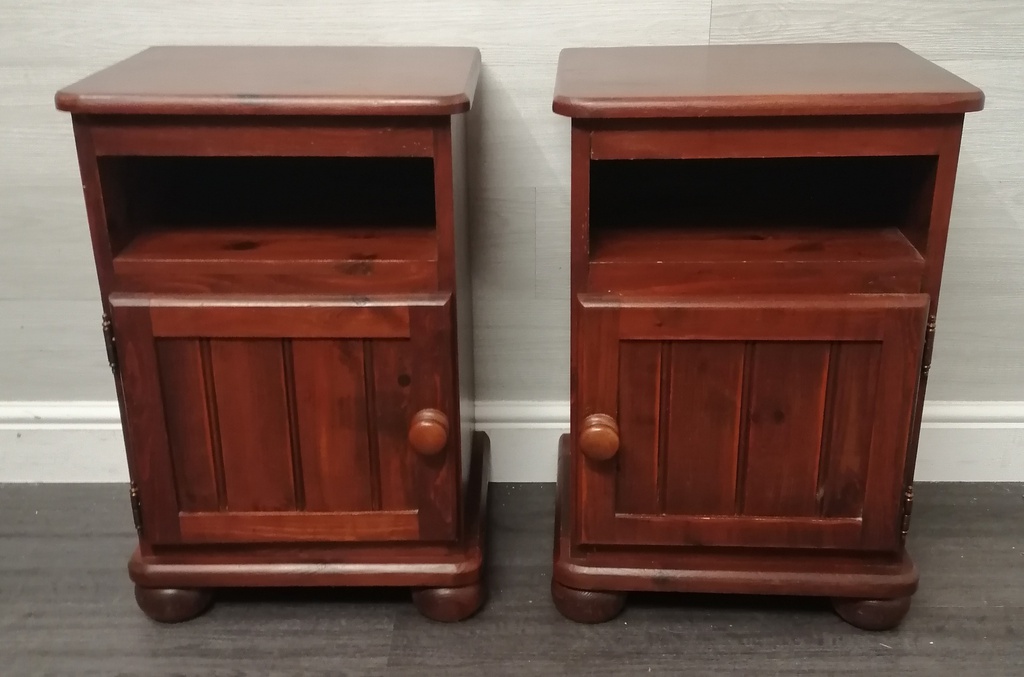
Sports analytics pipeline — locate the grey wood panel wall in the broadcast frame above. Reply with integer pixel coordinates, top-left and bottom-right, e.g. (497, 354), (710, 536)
(0, 1), (1020, 403)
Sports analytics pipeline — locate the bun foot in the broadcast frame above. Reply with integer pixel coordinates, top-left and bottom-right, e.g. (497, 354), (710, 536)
(134, 585), (214, 623)
(832, 595), (912, 630)
(551, 580), (626, 623)
(412, 583), (484, 622)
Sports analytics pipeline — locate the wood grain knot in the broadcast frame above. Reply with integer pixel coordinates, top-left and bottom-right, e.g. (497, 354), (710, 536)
(225, 240), (259, 251)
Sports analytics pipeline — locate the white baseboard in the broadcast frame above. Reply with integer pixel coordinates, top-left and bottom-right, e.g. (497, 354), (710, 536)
(1, 400), (1022, 482)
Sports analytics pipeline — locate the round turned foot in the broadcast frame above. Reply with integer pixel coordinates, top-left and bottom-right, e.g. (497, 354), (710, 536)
(551, 580), (626, 624)
(832, 595), (912, 631)
(134, 585), (214, 623)
(412, 583), (483, 622)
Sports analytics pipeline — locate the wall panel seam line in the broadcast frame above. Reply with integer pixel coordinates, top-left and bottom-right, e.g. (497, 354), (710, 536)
(707, 0), (714, 46)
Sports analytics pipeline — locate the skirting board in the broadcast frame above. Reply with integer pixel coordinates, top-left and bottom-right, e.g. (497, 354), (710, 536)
(1, 400), (1022, 482)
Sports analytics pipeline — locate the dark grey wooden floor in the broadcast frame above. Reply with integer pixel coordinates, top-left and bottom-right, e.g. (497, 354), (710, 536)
(1, 483), (1022, 675)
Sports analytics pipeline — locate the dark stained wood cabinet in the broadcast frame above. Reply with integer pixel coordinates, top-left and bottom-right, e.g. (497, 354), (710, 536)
(56, 46), (487, 623)
(551, 44), (984, 630)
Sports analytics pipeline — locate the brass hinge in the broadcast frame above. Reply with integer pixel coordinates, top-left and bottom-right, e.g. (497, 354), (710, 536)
(102, 313), (118, 375)
(921, 315), (937, 378)
(900, 485), (915, 540)
(129, 483), (143, 535)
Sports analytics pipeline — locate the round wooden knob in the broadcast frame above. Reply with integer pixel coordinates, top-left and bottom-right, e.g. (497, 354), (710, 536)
(408, 409), (449, 457)
(579, 414), (619, 461)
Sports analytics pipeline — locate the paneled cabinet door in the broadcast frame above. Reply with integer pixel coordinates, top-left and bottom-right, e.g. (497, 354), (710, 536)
(576, 293), (929, 552)
(109, 293), (459, 545)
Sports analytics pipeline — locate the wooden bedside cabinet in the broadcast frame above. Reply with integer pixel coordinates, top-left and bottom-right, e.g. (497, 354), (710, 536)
(56, 46), (487, 623)
(550, 44), (983, 630)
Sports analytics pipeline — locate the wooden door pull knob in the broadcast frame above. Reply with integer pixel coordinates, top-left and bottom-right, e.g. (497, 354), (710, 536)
(579, 413), (619, 461)
(409, 409), (449, 456)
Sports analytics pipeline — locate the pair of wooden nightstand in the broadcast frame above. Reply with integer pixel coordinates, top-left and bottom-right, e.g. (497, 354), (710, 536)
(57, 44), (982, 630)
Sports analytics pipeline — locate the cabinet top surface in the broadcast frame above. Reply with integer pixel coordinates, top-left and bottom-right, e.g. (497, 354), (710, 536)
(56, 46), (481, 117)
(553, 43), (983, 118)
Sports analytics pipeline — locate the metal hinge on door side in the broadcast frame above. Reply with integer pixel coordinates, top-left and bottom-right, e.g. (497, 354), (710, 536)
(102, 313), (119, 375)
(900, 485), (914, 541)
(920, 315), (937, 378)
(129, 483), (143, 535)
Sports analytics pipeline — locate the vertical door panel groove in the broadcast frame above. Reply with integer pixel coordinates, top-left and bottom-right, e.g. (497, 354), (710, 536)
(814, 348), (833, 504)
(816, 342), (841, 513)
(733, 341), (755, 515)
(656, 341), (671, 514)
(281, 339), (306, 511)
(199, 339), (227, 511)
(362, 339), (383, 512)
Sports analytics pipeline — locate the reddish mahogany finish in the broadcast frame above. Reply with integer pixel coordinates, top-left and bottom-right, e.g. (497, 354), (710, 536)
(550, 579), (626, 624)
(578, 414), (620, 462)
(57, 46), (487, 623)
(552, 43), (983, 630)
(56, 46), (480, 116)
(553, 43), (983, 118)
(408, 408), (451, 457)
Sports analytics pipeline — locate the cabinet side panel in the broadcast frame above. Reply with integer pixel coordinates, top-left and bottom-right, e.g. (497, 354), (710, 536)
(154, 339), (219, 512)
(818, 342), (882, 518)
(615, 341), (663, 514)
(210, 339), (296, 512)
(450, 114), (475, 485)
(742, 342), (830, 516)
(663, 341), (745, 516)
(71, 120), (116, 300)
(291, 339), (374, 513)
(373, 339), (417, 512)
(902, 122), (963, 496)
(434, 117), (473, 508)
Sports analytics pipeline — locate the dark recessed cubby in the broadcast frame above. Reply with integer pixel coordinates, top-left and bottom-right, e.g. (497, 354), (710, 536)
(589, 155), (936, 233)
(586, 155), (937, 292)
(105, 155), (437, 232)
(99, 156), (441, 292)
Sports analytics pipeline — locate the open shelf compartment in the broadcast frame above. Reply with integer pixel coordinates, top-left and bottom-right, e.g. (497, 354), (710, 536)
(587, 156), (934, 293)
(101, 155), (439, 292)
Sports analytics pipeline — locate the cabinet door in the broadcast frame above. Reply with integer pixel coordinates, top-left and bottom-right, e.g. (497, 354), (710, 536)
(576, 293), (928, 552)
(110, 293), (459, 545)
